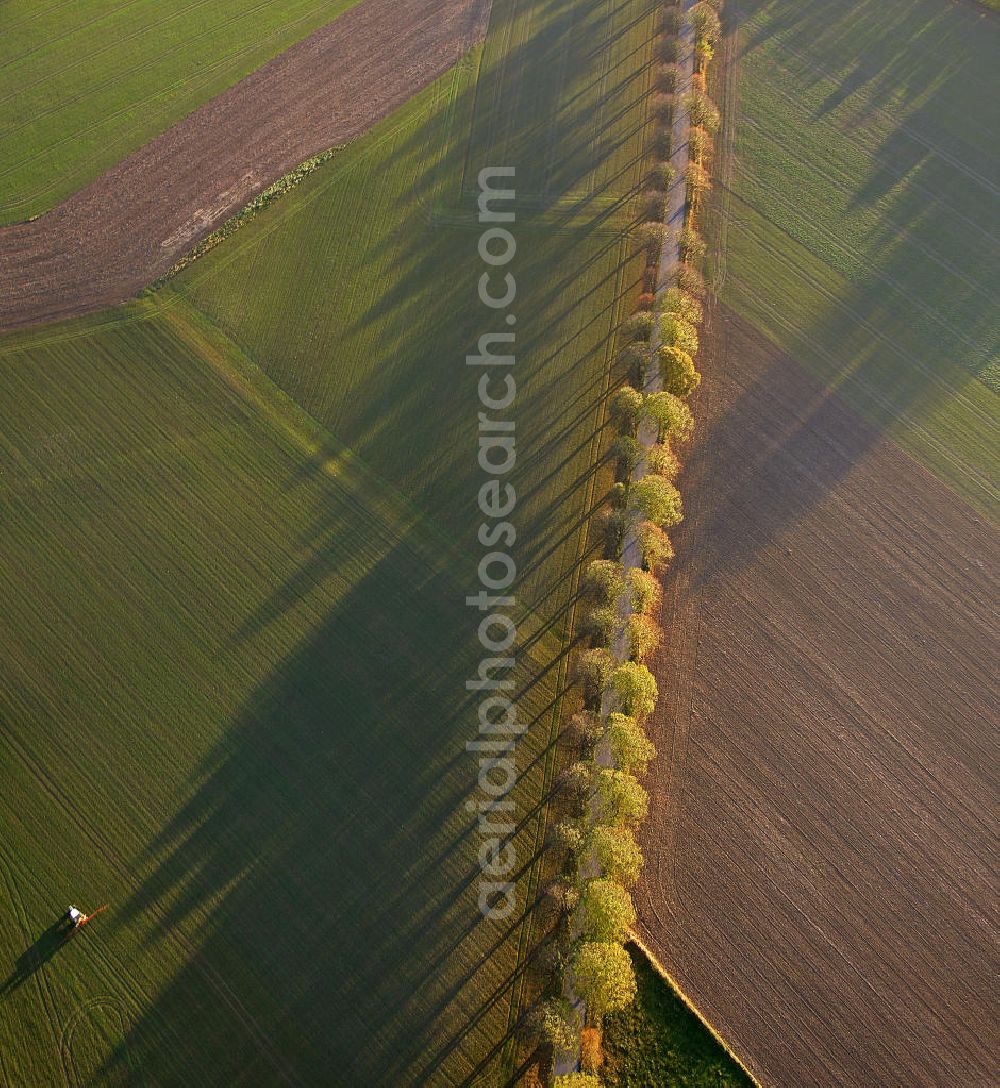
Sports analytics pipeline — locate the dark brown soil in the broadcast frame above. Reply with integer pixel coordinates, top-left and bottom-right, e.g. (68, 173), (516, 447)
(0, 0), (491, 330)
(636, 303), (999, 1088)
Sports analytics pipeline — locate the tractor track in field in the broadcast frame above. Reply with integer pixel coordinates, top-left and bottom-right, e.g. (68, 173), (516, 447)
(0, 0), (493, 331)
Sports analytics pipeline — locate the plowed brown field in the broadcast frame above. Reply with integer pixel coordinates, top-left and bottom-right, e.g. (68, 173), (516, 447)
(0, 0), (490, 331)
(636, 304), (999, 1088)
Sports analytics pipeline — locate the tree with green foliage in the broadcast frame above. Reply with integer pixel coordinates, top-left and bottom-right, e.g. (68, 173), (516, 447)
(583, 559), (626, 604)
(548, 820), (584, 855)
(587, 824), (644, 886)
(603, 508), (628, 556)
(585, 604), (618, 645)
(610, 661), (659, 718)
(596, 768), (650, 826)
(613, 434), (642, 478)
(620, 341), (653, 386)
(608, 709), (657, 772)
(690, 1), (722, 45)
(660, 312), (699, 356)
(685, 90), (720, 133)
(687, 160), (711, 206)
(647, 441), (680, 480)
(610, 385), (645, 435)
(578, 878), (637, 942)
(558, 760), (594, 803)
(678, 225), (707, 261)
(554, 1074), (603, 1088)
(626, 612), (662, 665)
(676, 262), (705, 297)
(659, 345), (701, 397)
(624, 310), (656, 341)
(635, 221), (669, 253)
(658, 62), (681, 92)
(575, 647), (615, 703)
(689, 125), (710, 161)
(636, 518), (675, 572)
(632, 474), (683, 529)
(523, 997), (580, 1052)
(661, 286), (703, 325)
(650, 160), (676, 190)
(566, 710), (603, 746)
(571, 941), (638, 1015)
(644, 391), (694, 443)
(628, 567), (663, 614)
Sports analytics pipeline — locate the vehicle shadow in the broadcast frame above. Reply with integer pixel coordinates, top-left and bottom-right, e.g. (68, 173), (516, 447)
(0, 918), (75, 999)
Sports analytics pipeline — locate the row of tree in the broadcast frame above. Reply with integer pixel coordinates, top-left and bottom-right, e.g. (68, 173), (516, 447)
(525, 4), (722, 1084)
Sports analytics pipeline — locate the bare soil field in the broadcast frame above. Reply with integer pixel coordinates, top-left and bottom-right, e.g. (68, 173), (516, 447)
(0, 0), (491, 330)
(636, 304), (999, 1088)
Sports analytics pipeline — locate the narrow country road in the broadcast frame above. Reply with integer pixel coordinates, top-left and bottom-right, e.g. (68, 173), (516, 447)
(0, 0), (491, 332)
(552, 1), (695, 1075)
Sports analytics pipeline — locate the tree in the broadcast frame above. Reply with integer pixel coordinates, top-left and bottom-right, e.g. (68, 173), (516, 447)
(575, 648), (614, 702)
(644, 391), (693, 443)
(689, 125), (710, 162)
(596, 768), (650, 826)
(647, 441), (680, 480)
(522, 998), (579, 1052)
(636, 518), (675, 572)
(558, 761), (593, 802)
(619, 341), (652, 386)
(583, 559), (625, 605)
(547, 819), (584, 855)
(649, 92), (674, 122)
(610, 661), (659, 718)
(632, 474), (683, 528)
(623, 308), (655, 342)
(542, 878), (580, 918)
(628, 567), (662, 614)
(661, 286), (703, 325)
(626, 613), (662, 666)
(608, 481), (628, 510)
(634, 221), (668, 253)
(659, 345), (701, 397)
(690, 1), (722, 45)
(577, 878), (637, 942)
(695, 37), (715, 69)
(676, 262), (705, 297)
(678, 226), (707, 262)
(607, 709), (657, 772)
(587, 824), (644, 886)
(610, 385), (644, 435)
(584, 604), (617, 645)
(659, 312), (699, 356)
(685, 91), (720, 133)
(603, 508), (628, 555)
(658, 62), (681, 91)
(686, 161), (711, 205)
(643, 188), (666, 219)
(566, 710), (603, 746)
(554, 1075), (603, 1088)
(570, 942), (637, 1015)
(650, 160), (676, 190)
(613, 434), (642, 478)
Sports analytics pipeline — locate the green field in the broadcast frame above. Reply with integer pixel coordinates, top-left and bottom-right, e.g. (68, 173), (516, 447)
(717, 0), (1000, 517)
(600, 946), (754, 1088)
(0, 0), (659, 1081)
(0, 0), (361, 224)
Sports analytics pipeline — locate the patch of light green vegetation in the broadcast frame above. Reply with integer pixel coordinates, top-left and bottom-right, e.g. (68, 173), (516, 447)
(0, 0), (360, 223)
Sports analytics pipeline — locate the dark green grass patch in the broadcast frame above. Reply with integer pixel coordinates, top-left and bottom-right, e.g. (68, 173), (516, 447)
(601, 945), (754, 1088)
